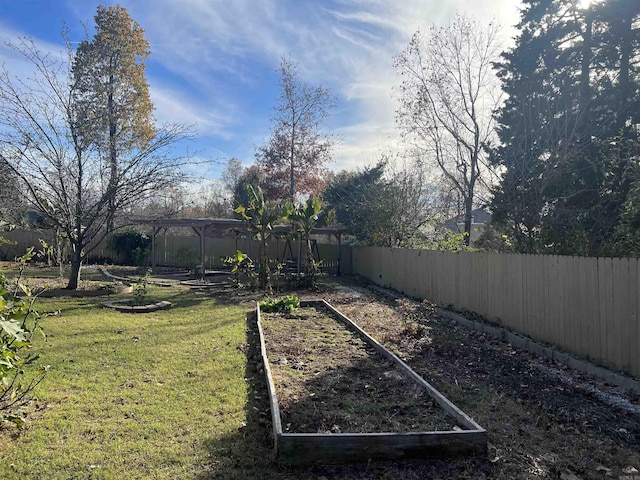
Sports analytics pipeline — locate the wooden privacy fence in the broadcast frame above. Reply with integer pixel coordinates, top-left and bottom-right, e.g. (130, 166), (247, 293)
(352, 247), (640, 379)
(1, 229), (351, 275)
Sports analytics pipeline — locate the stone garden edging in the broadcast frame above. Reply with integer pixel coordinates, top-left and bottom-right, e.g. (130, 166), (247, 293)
(100, 299), (172, 313)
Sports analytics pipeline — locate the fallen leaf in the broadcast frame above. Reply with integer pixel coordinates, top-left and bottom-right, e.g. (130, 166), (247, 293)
(595, 465), (612, 476)
(560, 473), (582, 480)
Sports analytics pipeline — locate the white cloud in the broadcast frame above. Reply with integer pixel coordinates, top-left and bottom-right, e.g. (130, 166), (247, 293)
(105, 1), (523, 175)
(149, 84), (237, 139)
(2, 0), (524, 179)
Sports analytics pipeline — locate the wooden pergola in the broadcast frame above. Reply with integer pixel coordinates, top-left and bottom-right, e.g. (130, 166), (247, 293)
(132, 218), (347, 276)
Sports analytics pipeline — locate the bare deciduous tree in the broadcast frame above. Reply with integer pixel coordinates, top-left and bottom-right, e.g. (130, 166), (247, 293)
(256, 57), (337, 201)
(0, 38), (189, 289)
(394, 14), (502, 245)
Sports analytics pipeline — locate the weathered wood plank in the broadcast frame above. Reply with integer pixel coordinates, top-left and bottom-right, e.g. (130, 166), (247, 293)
(611, 258), (625, 369)
(598, 257), (613, 367)
(278, 430), (487, 465)
(628, 259), (639, 377)
(255, 303), (284, 442)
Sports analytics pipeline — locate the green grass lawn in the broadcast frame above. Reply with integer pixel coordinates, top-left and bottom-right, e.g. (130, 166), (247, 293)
(0, 286), (275, 479)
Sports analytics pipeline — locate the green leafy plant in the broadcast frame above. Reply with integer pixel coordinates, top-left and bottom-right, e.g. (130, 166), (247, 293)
(0, 247), (49, 428)
(132, 268), (151, 305)
(260, 295), (300, 314)
(286, 195), (323, 289)
(427, 229), (471, 252)
(221, 250), (255, 287)
(36, 239), (55, 267)
(236, 184), (285, 291)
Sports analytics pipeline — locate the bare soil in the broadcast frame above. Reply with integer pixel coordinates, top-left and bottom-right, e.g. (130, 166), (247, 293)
(242, 277), (640, 479)
(260, 305), (455, 434)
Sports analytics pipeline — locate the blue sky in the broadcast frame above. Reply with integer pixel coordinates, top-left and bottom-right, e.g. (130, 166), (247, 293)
(0, 0), (521, 182)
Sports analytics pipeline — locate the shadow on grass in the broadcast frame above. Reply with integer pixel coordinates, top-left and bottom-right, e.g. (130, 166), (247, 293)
(195, 311), (277, 480)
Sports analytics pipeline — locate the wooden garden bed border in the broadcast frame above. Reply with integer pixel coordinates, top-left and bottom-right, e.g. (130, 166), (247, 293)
(256, 299), (487, 466)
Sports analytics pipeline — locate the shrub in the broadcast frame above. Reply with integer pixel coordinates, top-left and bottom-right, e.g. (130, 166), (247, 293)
(221, 250), (256, 287)
(108, 229), (151, 266)
(0, 248), (49, 428)
(132, 268), (151, 305)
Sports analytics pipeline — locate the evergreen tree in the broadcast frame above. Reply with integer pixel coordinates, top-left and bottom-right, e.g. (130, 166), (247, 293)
(491, 0), (640, 255)
(322, 163), (390, 246)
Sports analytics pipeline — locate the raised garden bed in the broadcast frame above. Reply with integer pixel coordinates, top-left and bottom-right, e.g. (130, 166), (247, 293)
(256, 299), (487, 465)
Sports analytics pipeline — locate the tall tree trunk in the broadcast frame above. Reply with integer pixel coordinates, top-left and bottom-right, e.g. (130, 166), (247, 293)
(463, 194), (473, 247)
(107, 67), (118, 231)
(67, 244), (82, 290)
(463, 166), (478, 247)
(259, 234), (269, 291)
(617, 8), (632, 130)
(289, 122), (296, 201)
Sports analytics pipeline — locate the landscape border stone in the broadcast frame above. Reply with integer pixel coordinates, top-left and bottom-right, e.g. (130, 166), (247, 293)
(100, 299), (172, 313)
(97, 266), (173, 287)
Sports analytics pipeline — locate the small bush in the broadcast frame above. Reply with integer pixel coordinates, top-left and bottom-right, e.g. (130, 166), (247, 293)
(221, 251), (256, 287)
(0, 249), (49, 428)
(132, 269), (151, 305)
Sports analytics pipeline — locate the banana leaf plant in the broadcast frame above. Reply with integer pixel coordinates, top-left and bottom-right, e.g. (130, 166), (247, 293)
(286, 195), (323, 288)
(235, 184), (284, 290)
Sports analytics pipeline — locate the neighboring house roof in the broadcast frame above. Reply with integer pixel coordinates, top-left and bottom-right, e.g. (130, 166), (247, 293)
(444, 208), (491, 233)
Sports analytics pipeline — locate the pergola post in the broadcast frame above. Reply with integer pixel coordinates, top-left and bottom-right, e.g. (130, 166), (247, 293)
(151, 226), (161, 274)
(337, 232), (342, 276)
(200, 226), (206, 275)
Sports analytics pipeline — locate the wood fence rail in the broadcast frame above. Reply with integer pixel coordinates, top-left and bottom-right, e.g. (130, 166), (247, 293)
(352, 247), (640, 379)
